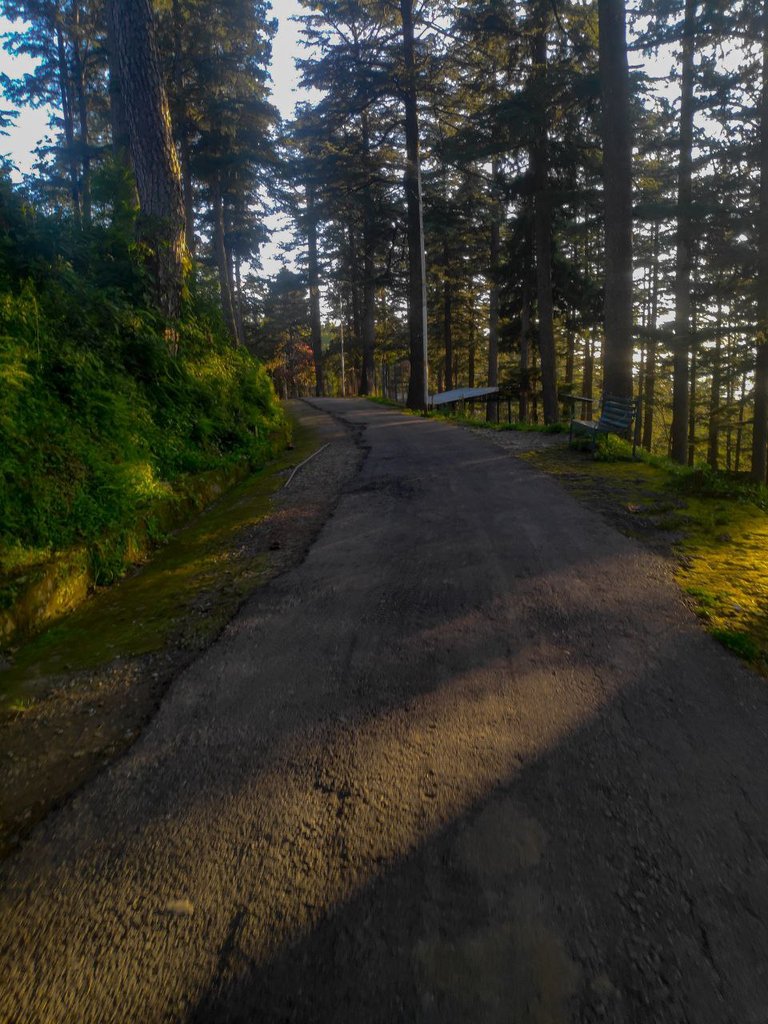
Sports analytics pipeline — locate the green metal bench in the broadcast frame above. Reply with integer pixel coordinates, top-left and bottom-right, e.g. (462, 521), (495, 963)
(568, 393), (641, 457)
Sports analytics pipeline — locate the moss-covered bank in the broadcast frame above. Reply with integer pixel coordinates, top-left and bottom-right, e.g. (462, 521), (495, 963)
(0, 173), (287, 645)
(1, 415), (318, 697)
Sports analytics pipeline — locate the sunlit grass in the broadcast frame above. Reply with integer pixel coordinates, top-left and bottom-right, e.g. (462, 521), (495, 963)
(524, 440), (768, 674)
(0, 417), (319, 699)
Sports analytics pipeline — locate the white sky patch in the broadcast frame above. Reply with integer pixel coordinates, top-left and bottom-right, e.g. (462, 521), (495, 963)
(0, 17), (50, 178)
(263, 0), (310, 277)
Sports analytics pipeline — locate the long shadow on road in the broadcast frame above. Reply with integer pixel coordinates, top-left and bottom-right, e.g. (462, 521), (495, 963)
(2, 401), (768, 1024)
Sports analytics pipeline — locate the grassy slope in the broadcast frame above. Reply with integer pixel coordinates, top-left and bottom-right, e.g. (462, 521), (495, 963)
(2, 415), (318, 703)
(526, 439), (768, 673)
(0, 176), (286, 640)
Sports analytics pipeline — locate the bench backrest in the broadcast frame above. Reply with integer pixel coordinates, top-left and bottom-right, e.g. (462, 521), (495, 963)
(597, 394), (637, 434)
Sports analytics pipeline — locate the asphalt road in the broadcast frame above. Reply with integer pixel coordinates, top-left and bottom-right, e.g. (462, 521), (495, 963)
(3, 398), (768, 1024)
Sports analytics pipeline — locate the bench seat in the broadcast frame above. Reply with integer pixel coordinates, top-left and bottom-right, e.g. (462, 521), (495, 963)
(569, 394), (640, 456)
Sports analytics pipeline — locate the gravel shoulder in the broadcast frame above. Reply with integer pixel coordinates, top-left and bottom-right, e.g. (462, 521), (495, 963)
(3, 399), (768, 1024)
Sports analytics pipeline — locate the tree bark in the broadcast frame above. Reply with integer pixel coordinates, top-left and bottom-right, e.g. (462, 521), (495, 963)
(642, 221), (660, 450)
(531, 14), (558, 424)
(70, 4), (91, 226)
(520, 274), (532, 422)
(360, 110), (377, 396)
(212, 174), (238, 342)
(55, 19), (81, 228)
(400, 0), (428, 409)
(346, 224), (363, 388)
(443, 246), (453, 392)
(306, 184), (325, 397)
(468, 305), (476, 388)
(487, 158), (501, 420)
(107, 0), (187, 321)
(752, 0), (768, 481)
(708, 298), (723, 470)
(106, 0), (131, 165)
(688, 332), (697, 466)
(234, 254), (245, 343)
(583, 333), (594, 419)
(172, 0), (195, 255)
(598, 0), (634, 399)
(670, 0), (697, 462)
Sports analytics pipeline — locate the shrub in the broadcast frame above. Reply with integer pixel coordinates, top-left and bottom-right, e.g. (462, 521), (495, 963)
(0, 175), (284, 578)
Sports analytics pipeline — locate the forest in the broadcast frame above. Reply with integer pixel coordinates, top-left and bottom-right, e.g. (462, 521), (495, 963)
(1, 0), (768, 572)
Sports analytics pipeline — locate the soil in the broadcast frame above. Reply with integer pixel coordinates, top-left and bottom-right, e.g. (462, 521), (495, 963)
(0, 401), (361, 858)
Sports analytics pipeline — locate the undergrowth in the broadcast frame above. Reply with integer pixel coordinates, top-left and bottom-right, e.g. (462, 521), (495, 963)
(0, 171), (285, 584)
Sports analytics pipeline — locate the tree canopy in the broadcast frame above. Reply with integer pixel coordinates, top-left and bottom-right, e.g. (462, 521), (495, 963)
(3, 0), (768, 475)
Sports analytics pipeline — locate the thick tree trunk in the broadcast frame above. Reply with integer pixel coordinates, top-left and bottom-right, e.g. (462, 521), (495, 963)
(468, 308), (476, 389)
(752, 0), (768, 482)
(670, 0), (697, 462)
(212, 175), (238, 342)
(346, 225), (363, 391)
(736, 368), (748, 472)
(360, 230), (376, 395)
(71, 7), (91, 227)
(400, 0), (429, 410)
(107, 0), (187, 321)
(565, 324), (575, 389)
(360, 112), (377, 396)
(443, 257), (454, 392)
(487, 158), (501, 420)
(55, 22), (81, 227)
(531, 16), (558, 424)
(642, 222), (660, 450)
(106, 3), (131, 166)
(306, 185), (325, 397)
(172, 0), (195, 255)
(688, 338), (697, 466)
(583, 334), (595, 419)
(225, 208), (240, 341)
(708, 298), (723, 470)
(598, 0), (634, 399)
(726, 330), (735, 471)
(234, 255), (245, 343)
(520, 275), (532, 422)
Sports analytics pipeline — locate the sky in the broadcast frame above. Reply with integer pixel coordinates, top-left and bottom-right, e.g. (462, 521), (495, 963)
(263, 0), (309, 274)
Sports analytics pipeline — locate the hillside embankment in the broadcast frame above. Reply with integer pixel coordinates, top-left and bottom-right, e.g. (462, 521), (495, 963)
(0, 402), (362, 857)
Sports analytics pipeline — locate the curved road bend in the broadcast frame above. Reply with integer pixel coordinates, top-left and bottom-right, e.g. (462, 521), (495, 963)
(3, 398), (768, 1024)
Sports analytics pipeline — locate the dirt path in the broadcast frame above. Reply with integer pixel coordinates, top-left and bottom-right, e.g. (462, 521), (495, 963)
(3, 398), (768, 1023)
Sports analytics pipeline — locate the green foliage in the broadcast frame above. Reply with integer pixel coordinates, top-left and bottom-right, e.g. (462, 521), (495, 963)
(669, 465), (768, 512)
(0, 176), (284, 583)
(711, 629), (761, 662)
